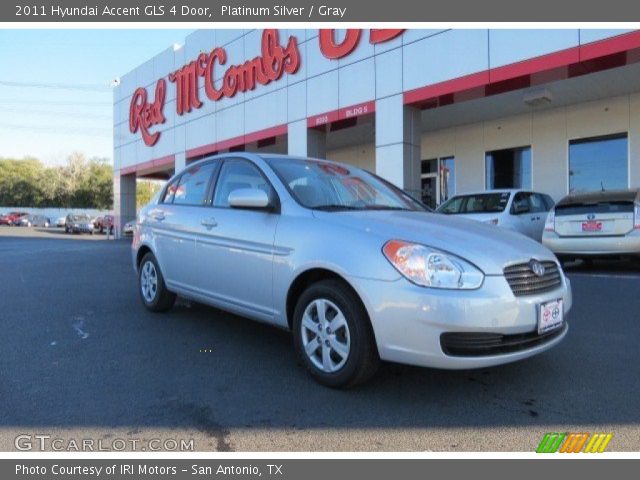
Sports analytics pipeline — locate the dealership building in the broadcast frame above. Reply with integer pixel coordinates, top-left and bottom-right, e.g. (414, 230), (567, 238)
(113, 28), (640, 232)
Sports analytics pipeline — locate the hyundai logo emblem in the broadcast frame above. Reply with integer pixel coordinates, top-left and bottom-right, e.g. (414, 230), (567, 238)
(529, 259), (546, 277)
(587, 213), (596, 220)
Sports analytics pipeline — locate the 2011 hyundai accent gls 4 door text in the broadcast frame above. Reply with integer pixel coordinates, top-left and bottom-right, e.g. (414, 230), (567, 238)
(132, 154), (572, 388)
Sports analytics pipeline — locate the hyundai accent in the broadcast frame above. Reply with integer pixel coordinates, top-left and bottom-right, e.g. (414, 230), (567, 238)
(132, 153), (572, 387)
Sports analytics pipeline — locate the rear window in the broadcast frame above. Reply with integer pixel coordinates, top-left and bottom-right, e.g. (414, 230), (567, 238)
(438, 192), (510, 214)
(555, 201), (635, 216)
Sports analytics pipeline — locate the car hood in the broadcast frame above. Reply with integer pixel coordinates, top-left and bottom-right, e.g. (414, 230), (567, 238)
(313, 210), (556, 275)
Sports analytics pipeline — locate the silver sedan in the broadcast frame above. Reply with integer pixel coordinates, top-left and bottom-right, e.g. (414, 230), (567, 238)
(132, 154), (572, 388)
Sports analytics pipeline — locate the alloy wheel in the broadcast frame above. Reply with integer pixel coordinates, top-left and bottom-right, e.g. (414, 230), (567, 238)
(140, 261), (158, 303)
(300, 298), (351, 373)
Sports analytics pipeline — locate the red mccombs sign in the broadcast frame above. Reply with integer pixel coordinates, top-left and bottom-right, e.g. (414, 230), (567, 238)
(129, 29), (405, 146)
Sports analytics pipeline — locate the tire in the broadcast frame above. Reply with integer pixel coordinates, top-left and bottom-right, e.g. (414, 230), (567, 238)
(64, 226), (69, 234)
(293, 279), (379, 388)
(138, 252), (176, 312)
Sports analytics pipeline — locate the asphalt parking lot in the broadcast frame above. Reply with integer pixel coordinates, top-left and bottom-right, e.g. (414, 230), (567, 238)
(0, 227), (638, 451)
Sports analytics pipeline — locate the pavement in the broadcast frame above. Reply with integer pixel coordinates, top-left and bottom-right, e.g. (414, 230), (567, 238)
(0, 226), (638, 452)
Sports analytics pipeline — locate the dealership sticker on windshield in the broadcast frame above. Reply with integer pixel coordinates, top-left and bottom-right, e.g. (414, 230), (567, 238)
(538, 298), (563, 335)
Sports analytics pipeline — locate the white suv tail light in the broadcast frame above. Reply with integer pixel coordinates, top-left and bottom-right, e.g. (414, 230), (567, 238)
(544, 209), (556, 232)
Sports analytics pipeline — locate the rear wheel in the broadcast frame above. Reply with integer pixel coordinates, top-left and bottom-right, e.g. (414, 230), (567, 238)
(293, 279), (379, 388)
(138, 252), (175, 312)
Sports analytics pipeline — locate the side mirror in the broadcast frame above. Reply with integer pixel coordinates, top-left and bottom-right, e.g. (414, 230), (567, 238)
(228, 188), (271, 209)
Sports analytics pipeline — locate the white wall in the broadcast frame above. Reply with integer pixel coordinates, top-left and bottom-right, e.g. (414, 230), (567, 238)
(421, 94), (640, 200)
(114, 29), (632, 175)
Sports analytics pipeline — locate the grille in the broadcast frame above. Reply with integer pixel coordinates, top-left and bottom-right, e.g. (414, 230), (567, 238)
(440, 324), (567, 357)
(503, 260), (562, 296)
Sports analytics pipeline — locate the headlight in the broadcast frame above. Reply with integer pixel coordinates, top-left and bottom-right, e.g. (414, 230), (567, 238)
(383, 240), (484, 289)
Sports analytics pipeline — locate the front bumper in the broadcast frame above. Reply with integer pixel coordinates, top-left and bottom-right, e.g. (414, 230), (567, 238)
(72, 224), (94, 233)
(350, 273), (572, 369)
(543, 230), (640, 256)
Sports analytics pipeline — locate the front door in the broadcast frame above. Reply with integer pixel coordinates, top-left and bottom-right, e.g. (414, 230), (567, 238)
(193, 158), (279, 321)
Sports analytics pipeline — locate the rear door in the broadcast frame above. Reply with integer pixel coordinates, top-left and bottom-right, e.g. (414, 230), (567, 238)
(528, 193), (551, 241)
(149, 162), (218, 291)
(509, 192), (538, 238)
(554, 201), (635, 237)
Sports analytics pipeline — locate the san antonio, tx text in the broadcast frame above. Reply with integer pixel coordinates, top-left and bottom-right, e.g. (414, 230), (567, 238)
(16, 464), (283, 476)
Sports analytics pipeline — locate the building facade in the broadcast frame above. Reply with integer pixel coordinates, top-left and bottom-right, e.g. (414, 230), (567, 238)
(113, 28), (640, 232)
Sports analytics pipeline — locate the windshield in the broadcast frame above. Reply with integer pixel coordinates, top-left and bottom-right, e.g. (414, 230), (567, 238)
(268, 158), (426, 212)
(438, 192), (511, 214)
(555, 201), (635, 216)
(71, 215), (90, 222)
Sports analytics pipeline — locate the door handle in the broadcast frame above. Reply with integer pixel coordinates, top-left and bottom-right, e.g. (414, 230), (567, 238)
(201, 218), (217, 229)
(152, 212), (165, 221)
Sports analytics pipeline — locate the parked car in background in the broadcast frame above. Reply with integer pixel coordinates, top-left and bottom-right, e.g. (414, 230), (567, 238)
(56, 216), (67, 228)
(132, 153), (571, 388)
(123, 220), (135, 236)
(64, 214), (94, 234)
(0, 211), (29, 226)
(94, 214), (114, 234)
(17, 214), (50, 227)
(437, 189), (554, 241)
(543, 189), (640, 261)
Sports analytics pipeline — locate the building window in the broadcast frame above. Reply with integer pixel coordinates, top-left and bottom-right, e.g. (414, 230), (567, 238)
(420, 157), (455, 209)
(569, 133), (628, 193)
(485, 146), (531, 190)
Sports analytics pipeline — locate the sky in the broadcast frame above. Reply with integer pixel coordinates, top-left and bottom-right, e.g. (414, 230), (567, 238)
(0, 29), (193, 165)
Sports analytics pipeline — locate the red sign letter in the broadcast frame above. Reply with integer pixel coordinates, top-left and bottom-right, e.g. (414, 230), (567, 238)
(319, 29), (362, 59)
(129, 79), (166, 146)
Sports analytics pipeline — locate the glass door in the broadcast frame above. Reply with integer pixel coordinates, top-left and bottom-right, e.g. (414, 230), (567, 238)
(420, 157), (455, 208)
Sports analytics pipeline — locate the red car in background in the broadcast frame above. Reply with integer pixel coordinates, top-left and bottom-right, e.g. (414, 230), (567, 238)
(0, 212), (29, 226)
(94, 214), (114, 234)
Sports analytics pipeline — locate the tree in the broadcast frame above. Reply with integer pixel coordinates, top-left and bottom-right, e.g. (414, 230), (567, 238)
(0, 153), (113, 209)
(137, 179), (163, 209)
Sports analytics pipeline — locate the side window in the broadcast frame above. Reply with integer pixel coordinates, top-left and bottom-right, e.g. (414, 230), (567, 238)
(511, 192), (531, 214)
(162, 176), (180, 204)
(213, 160), (271, 208)
(173, 163), (217, 206)
(529, 193), (548, 213)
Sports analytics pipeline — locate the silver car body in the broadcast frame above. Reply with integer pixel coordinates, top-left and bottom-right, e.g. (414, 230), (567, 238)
(437, 189), (553, 242)
(132, 153), (571, 370)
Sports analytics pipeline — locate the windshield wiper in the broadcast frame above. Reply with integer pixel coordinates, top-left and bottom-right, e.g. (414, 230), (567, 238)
(313, 204), (363, 211)
(364, 205), (411, 211)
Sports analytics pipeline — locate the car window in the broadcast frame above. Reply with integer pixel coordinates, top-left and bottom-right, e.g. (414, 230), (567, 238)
(511, 192), (532, 214)
(439, 193), (510, 214)
(173, 163), (217, 206)
(162, 176), (181, 204)
(213, 159), (271, 208)
(438, 196), (465, 213)
(542, 194), (555, 210)
(529, 193), (548, 213)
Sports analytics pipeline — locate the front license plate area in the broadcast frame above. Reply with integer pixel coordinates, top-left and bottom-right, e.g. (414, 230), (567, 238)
(538, 298), (563, 335)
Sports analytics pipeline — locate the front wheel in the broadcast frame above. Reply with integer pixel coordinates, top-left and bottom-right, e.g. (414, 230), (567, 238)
(293, 279), (379, 388)
(138, 252), (176, 312)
